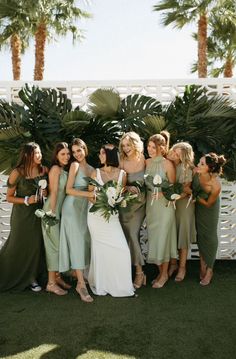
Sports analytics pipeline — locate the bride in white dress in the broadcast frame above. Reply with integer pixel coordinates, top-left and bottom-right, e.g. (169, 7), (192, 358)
(88, 144), (135, 297)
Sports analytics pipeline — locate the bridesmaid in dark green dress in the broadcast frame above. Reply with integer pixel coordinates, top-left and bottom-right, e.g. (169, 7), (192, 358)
(119, 132), (146, 289)
(195, 152), (226, 286)
(0, 142), (48, 292)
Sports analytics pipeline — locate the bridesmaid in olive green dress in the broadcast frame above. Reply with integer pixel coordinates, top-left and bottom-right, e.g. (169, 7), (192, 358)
(0, 142), (48, 292)
(42, 142), (71, 296)
(195, 153), (226, 286)
(59, 138), (94, 303)
(167, 142), (196, 282)
(145, 134), (177, 289)
(119, 132), (146, 289)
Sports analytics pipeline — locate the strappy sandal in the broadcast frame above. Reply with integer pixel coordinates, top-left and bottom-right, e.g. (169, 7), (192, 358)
(55, 273), (71, 289)
(76, 285), (93, 303)
(133, 272), (146, 289)
(152, 276), (168, 289)
(46, 282), (68, 296)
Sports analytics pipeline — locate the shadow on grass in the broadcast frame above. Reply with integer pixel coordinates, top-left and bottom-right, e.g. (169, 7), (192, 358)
(0, 260), (236, 359)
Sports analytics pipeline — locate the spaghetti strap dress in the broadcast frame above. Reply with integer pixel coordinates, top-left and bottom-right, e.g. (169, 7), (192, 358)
(88, 169), (135, 297)
(145, 156), (177, 265)
(0, 174), (45, 291)
(175, 164), (196, 250)
(119, 170), (146, 266)
(42, 169), (68, 271)
(59, 167), (91, 272)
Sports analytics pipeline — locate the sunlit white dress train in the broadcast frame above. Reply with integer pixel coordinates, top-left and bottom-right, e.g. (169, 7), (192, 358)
(88, 169), (135, 297)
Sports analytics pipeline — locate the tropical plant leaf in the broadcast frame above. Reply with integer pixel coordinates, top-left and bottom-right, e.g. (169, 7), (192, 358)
(143, 115), (166, 136)
(119, 94), (162, 132)
(88, 88), (121, 117)
(61, 110), (92, 139)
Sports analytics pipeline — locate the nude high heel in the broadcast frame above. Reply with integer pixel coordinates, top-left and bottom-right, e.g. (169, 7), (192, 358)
(133, 272), (146, 289)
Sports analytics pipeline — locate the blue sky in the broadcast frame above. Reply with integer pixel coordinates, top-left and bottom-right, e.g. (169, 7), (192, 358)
(0, 0), (197, 81)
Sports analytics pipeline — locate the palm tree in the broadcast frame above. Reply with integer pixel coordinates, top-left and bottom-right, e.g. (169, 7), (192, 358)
(207, 2), (236, 77)
(30, 0), (91, 80)
(0, 0), (31, 80)
(153, 0), (218, 78)
(190, 1), (236, 77)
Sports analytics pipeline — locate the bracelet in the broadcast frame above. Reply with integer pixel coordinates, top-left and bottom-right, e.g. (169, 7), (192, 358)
(24, 196), (29, 206)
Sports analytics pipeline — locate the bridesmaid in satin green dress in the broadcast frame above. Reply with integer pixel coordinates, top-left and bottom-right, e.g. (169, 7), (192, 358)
(42, 142), (71, 296)
(167, 142), (196, 282)
(59, 138), (94, 303)
(195, 153), (226, 286)
(145, 134), (177, 289)
(0, 142), (47, 292)
(119, 132), (146, 289)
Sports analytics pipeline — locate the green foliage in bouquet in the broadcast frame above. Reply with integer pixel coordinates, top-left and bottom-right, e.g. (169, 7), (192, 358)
(35, 209), (59, 234)
(161, 180), (183, 202)
(84, 177), (138, 222)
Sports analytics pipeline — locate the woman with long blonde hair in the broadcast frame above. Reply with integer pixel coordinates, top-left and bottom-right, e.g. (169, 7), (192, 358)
(167, 142), (196, 282)
(119, 132), (146, 289)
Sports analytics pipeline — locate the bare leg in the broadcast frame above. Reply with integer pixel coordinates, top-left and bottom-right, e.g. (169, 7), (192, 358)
(152, 262), (169, 288)
(75, 269), (93, 303)
(200, 267), (213, 286)
(55, 272), (71, 289)
(168, 258), (178, 277)
(46, 271), (67, 296)
(133, 264), (146, 289)
(175, 248), (187, 282)
(200, 255), (207, 280)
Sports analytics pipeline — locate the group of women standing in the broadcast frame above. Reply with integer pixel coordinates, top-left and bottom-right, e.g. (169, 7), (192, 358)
(0, 131), (226, 300)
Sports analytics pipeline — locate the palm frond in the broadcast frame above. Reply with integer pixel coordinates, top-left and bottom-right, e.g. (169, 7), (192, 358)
(88, 88), (121, 118)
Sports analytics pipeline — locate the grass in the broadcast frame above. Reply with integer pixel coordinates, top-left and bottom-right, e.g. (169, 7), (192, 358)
(0, 260), (235, 359)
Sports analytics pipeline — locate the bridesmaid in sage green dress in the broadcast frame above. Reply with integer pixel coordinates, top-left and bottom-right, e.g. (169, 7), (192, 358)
(194, 153), (226, 286)
(167, 142), (196, 282)
(42, 142), (71, 295)
(59, 138), (94, 303)
(119, 132), (146, 289)
(145, 134), (177, 289)
(0, 142), (47, 292)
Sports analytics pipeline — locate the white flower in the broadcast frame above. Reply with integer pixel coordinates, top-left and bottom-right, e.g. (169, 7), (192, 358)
(45, 210), (56, 218)
(106, 187), (117, 207)
(153, 174), (162, 185)
(171, 194), (181, 200)
(38, 179), (47, 189)
(35, 209), (46, 218)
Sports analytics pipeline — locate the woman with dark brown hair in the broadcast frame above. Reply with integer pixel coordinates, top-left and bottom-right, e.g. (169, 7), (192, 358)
(87, 144), (135, 297)
(194, 152), (226, 286)
(42, 142), (71, 295)
(0, 142), (48, 292)
(59, 138), (94, 302)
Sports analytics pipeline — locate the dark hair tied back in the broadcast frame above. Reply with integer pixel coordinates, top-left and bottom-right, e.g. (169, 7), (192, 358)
(102, 145), (119, 168)
(205, 152), (226, 175)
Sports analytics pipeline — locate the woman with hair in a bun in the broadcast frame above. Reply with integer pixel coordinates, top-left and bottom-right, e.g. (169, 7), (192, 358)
(194, 152), (226, 286)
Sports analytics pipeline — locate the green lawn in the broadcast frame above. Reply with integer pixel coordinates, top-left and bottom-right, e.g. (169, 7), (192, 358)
(0, 261), (235, 359)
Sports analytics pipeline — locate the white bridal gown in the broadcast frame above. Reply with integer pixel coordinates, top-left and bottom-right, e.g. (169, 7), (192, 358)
(88, 169), (135, 297)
